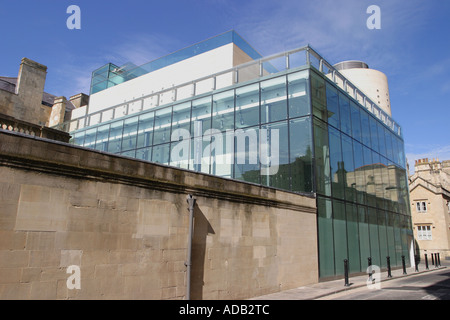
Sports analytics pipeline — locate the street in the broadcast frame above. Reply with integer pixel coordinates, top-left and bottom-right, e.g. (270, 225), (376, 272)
(318, 265), (450, 300)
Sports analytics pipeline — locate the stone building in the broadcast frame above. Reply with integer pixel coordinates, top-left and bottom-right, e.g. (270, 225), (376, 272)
(0, 57), (88, 142)
(409, 158), (450, 260)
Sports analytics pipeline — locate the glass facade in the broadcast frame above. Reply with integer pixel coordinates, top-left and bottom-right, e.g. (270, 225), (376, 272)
(72, 63), (412, 279)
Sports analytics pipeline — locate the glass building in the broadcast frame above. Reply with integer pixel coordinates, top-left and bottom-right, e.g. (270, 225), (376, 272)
(62, 36), (412, 280)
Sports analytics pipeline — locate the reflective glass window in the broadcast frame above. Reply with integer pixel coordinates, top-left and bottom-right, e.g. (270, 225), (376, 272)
(136, 147), (152, 162)
(136, 112), (154, 149)
(261, 121), (289, 190)
(153, 107), (172, 145)
(377, 122), (387, 158)
(342, 134), (356, 202)
(289, 117), (313, 193)
(313, 119), (331, 196)
(318, 197), (335, 278)
(326, 83), (339, 128)
(83, 128), (97, 149)
(152, 143), (170, 165)
(350, 102), (362, 142)
(288, 71), (310, 118)
(346, 203), (360, 273)
(358, 206), (371, 270)
(311, 72), (327, 121)
(191, 97), (212, 136)
(360, 109), (371, 148)
(122, 116), (138, 151)
(368, 207), (381, 266)
(212, 90), (234, 132)
(236, 83), (259, 129)
(95, 124), (110, 152)
(107, 120), (124, 153)
(333, 199), (348, 275)
(329, 126), (345, 199)
(172, 102), (191, 135)
(369, 116), (379, 153)
(378, 210), (388, 268)
(385, 129), (394, 162)
(261, 76), (287, 123)
(339, 93), (352, 136)
(234, 126), (260, 184)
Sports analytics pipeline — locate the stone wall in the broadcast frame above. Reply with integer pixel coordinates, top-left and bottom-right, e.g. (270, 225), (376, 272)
(0, 130), (318, 300)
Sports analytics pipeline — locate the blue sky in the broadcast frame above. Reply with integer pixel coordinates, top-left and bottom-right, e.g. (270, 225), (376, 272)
(1, 0), (449, 170)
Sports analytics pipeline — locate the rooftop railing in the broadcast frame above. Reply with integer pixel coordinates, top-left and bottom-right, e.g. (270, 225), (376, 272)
(53, 45), (402, 137)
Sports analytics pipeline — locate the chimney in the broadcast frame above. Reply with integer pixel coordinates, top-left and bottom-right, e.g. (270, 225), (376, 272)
(69, 93), (89, 109)
(15, 58), (48, 124)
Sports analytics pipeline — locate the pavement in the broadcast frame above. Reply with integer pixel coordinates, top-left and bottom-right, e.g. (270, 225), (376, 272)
(250, 261), (449, 300)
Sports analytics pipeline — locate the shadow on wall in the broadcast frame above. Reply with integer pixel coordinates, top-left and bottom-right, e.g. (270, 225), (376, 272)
(191, 203), (215, 300)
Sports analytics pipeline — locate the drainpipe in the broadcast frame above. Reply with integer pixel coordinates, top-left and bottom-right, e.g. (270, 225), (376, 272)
(185, 194), (196, 300)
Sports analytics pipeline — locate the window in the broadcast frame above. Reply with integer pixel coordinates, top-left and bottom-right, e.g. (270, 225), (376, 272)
(416, 201), (427, 212)
(417, 225), (432, 240)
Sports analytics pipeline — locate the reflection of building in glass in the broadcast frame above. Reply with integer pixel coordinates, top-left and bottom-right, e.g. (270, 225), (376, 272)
(56, 30), (413, 279)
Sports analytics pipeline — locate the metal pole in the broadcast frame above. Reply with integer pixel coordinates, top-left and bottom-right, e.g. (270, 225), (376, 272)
(415, 255), (419, 272)
(437, 253), (441, 267)
(387, 256), (392, 278)
(431, 252), (435, 266)
(434, 253), (438, 268)
(368, 257), (372, 282)
(344, 259), (349, 287)
(425, 253), (429, 270)
(402, 255), (407, 275)
(185, 194), (196, 300)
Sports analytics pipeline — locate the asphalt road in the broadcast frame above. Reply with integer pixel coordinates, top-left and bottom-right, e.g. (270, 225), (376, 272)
(318, 266), (450, 300)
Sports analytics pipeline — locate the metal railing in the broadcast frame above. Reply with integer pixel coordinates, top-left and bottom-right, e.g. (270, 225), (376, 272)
(53, 45), (402, 137)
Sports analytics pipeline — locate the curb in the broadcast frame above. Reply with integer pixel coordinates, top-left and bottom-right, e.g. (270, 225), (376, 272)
(312, 266), (448, 300)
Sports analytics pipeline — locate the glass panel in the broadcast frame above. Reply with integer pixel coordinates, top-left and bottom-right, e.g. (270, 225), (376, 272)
(369, 116), (379, 153)
(378, 210), (388, 268)
(333, 199), (348, 275)
(136, 147), (152, 162)
(153, 107), (172, 145)
(339, 93), (352, 136)
(261, 121), (289, 190)
(318, 197), (335, 278)
(350, 102), (362, 142)
(358, 206), (371, 271)
(326, 83), (339, 128)
(121, 116), (138, 151)
(107, 120), (124, 153)
(346, 203), (360, 273)
(360, 109), (371, 148)
(385, 129), (394, 163)
(386, 212), (397, 265)
(311, 72), (327, 121)
(353, 140), (366, 204)
(212, 90), (234, 132)
(329, 126), (345, 199)
(289, 117), (313, 193)
(190, 136), (211, 174)
(260, 76), (288, 123)
(342, 135), (356, 202)
(288, 71), (310, 118)
(152, 143), (170, 165)
(377, 122), (387, 158)
(172, 102), (191, 135)
(72, 131), (85, 146)
(191, 96), (212, 136)
(210, 130), (233, 178)
(136, 112), (154, 149)
(235, 83), (259, 129)
(94, 124), (110, 152)
(368, 207), (381, 267)
(313, 119), (331, 196)
(83, 128), (97, 149)
(363, 146), (376, 207)
(234, 126), (260, 184)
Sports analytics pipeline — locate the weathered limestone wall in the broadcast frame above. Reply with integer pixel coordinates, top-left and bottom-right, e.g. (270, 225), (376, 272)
(0, 130), (318, 300)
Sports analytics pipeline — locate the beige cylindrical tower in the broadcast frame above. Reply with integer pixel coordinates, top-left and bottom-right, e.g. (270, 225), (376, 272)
(334, 60), (392, 116)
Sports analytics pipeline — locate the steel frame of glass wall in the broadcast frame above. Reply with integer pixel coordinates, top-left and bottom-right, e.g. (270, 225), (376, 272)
(71, 63), (412, 280)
